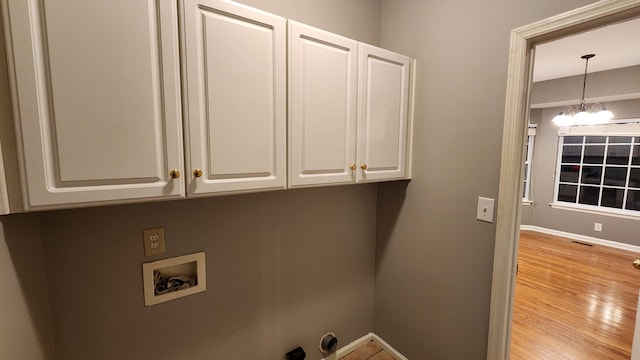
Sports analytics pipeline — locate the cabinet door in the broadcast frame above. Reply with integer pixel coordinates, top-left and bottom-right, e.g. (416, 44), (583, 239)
(357, 44), (411, 182)
(182, 0), (286, 196)
(288, 21), (358, 187)
(3, 0), (184, 210)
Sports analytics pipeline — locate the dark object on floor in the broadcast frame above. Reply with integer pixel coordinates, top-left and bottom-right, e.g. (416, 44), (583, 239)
(286, 346), (306, 360)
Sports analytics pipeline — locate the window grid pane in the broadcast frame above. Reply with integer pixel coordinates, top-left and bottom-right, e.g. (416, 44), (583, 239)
(630, 168), (640, 188)
(578, 186), (599, 206)
(628, 190), (640, 210)
(632, 145), (640, 166)
(564, 136), (583, 144)
(585, 136), (606, 144)
(556, 133), (640, 213)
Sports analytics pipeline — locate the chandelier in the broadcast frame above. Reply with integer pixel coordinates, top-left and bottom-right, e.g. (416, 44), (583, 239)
(551, 54), (614, 126)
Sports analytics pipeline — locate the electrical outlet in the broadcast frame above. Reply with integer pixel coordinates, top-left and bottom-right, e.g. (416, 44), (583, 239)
(476, 197), (495, 223)
(143, 227), (166, 256)
(594, 223), (602, 232)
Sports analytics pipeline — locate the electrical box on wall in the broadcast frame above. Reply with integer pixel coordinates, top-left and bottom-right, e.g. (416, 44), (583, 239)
(476, 197), (495, 223)
(143, 227), (166, 256)
(142, 252), (206, 306)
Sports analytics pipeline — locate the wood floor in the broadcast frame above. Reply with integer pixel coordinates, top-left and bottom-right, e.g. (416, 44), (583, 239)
(338, 341), (396, 360)
(510, 230), (640, 359)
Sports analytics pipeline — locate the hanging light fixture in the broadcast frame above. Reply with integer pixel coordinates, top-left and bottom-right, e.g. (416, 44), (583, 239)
(552, 54), (614, 126)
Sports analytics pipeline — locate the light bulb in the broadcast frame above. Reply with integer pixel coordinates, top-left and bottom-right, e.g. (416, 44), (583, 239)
(585, 113), (601, 125)
(587, 103), (613, 124)
(574, 110), (590, 124)
(552, 113), (573, 126)
(596, 109), (614, 122)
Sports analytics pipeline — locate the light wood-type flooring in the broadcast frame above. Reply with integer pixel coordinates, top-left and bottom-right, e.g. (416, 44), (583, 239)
(510, 230), (640, 359)
(338, 341), (396, 360)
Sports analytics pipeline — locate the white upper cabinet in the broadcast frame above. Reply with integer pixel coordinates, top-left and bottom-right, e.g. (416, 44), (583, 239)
(288, 22), (413, 187)
(288, 21), (359, 187)
(357, 44), (412, 182)
(0, 0), (413, 212)
(2, 0), (184, 210)
(182, 0), (287, 196)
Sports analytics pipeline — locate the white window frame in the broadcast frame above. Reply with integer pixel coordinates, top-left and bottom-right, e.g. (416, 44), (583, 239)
(552, 120), (640, 219)
(522, 124), (536, 203)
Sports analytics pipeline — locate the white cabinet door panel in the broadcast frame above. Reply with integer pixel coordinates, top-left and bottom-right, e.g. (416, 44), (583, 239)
(357, 44), (411, 182)
(183, 0), (286, 195)
(3, 0), (184, 209)
(289, 21), (358, 187)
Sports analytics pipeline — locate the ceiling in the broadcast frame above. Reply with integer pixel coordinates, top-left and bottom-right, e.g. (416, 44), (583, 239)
(532, 17), (640, 82)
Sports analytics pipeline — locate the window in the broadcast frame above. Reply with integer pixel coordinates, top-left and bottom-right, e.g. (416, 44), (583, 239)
(523, 125), (536, 202)
(554, 123), (640, 216)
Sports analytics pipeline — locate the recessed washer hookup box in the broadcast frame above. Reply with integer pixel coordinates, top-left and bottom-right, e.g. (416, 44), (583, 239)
(142, 252), (206, 306)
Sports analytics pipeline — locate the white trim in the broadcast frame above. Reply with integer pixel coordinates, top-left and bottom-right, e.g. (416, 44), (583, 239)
(319, 332), (408, 360)
(371, 333), (409, 360)
(0, 141), (10, 215)
(405, 59), (417, 180)
(557, 121), (640, 135)
(522, 132), (535, 201)
(520, 225), (640, 254)
(549, 202), (640, 220)
(490, 2), (640, 360)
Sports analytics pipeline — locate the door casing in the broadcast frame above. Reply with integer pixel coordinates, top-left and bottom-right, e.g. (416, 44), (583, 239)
(488, 1), (640, 359)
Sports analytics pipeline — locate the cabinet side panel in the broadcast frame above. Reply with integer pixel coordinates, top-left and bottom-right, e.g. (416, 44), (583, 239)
(0, 5), (25, 213)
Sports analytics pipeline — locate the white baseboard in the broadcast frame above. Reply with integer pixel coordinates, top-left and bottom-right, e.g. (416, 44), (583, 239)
(320, 332), (408, 360)
(520, 225), (640, 254)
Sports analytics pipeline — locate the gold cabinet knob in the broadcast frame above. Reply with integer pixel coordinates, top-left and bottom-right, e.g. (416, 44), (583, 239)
(193, 169), (203, 178)
(350, 164), (357, 171)
(169, 170), (181, 179)
(361, 164), (368, 170)
(633, 259), (640, 269)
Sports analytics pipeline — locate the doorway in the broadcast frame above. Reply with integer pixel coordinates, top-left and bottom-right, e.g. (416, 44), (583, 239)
(487, 1), (640, 359)
(511, 16), (640, 358)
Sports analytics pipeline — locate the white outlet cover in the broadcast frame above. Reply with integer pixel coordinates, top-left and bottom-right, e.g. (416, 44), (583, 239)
(477, 197), (495, 223)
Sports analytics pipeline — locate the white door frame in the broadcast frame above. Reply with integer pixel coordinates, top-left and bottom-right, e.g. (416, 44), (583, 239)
(487, 1), (640, 359)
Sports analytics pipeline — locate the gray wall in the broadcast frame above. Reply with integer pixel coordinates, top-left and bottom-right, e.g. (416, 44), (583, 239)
(531, 65), (640, 108)
(41, 186), (376, 360)
(237, 0), (381, 45)
(374, 0), (598, 359)
(0, 214), (55, 360)
(521, 99), (640, 245)
(8, 1), (636, 359)
(1, 1), (381, 359)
